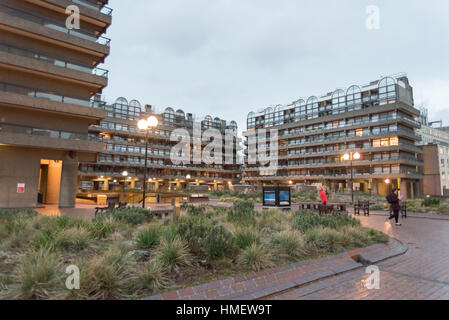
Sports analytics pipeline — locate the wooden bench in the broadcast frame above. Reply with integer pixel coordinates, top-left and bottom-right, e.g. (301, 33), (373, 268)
(95, 201), (116, 216)
(354, 200), (370, 216)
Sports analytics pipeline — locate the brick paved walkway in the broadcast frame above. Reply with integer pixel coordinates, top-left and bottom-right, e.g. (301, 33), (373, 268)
(268, 214), (449, 300)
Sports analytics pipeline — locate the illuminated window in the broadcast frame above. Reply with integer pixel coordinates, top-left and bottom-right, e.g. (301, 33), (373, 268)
(390, 137), (399, 146)
(356, 129), (363, 137)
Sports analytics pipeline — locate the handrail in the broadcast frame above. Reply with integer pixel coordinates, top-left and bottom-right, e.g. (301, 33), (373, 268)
(0, 3), (111, 46)
(0, 81), (105, 108)
(0, 42), (108, 77)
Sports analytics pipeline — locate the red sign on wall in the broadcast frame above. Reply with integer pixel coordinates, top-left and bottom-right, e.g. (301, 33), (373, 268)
(17, 183), (25, 194)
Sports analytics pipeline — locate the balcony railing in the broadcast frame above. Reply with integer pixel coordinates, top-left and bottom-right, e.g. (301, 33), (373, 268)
(0, 42), (108, 78)
(0, 3), (111, 46)
(0, 81), (105, 108)
(71, 0), (113, 16)
(0, 122), (98, 141)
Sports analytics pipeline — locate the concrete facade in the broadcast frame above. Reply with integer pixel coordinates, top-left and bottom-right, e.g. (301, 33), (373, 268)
(0, 0), (111, 208)
(78, 99), (241, 194)
(243, 75), (423, 199)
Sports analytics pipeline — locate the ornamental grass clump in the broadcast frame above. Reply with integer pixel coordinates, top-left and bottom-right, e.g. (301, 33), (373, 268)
(15, 248), (62, 300)
(235, 227), (260, 249)
(270, 230), (307, 260)
(237, 243), (273, 272)
(155, 237), (193, 273)
(135, 259), (171, 293)
(227, 201), (256, 226)
(135, 225), (161, 249)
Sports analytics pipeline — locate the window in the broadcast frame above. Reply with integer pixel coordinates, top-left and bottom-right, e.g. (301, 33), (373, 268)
(332, 90), (345, 114)
(378, 77), (396, 105)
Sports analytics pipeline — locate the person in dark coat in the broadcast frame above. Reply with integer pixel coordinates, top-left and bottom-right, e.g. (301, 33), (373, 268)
(388, 188), (402, 226)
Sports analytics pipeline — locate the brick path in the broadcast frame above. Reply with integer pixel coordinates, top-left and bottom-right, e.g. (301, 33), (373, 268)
(268, 214), (449, 300)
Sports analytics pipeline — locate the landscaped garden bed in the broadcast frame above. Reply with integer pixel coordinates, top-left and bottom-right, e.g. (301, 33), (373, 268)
(0, 202), (388, 300)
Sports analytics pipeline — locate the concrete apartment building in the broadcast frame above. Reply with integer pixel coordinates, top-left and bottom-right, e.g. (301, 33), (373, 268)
(78, 97), (241, 194)
(0, 0), (112, 208)
(242, 75), (424, 198)
(417, 109), (449, 196)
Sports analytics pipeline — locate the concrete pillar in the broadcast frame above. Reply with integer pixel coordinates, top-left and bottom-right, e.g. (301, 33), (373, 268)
(373, 179), (378, 195)
(130, 181), (136, 189)
(59, 158), (77, 208)
(154, 181), (160, 191)
(102, 179), (109, 191)
(46, 160), (62, 205)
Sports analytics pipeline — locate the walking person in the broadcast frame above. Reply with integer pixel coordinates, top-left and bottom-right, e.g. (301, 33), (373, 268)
(387, 188), (402, 226)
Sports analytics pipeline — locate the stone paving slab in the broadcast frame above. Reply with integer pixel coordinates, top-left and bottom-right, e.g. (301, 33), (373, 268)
(144, 238), (407, 301)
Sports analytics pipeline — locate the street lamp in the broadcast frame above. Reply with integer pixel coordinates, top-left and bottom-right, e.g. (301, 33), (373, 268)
(121, 170), (128, 202)
(138, 115), (159, 209)
(343, 151), (361, 204)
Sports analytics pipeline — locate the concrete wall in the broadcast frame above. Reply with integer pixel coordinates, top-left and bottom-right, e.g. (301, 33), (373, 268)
(0, 145), (79, 208)
(422, 144), (442, 196)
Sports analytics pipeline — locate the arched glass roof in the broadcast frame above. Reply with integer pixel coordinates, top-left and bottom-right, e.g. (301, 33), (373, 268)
(115, 97), (128, 106)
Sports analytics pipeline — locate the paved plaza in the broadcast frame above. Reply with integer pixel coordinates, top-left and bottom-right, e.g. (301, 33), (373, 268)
(268, 213), (449, 300)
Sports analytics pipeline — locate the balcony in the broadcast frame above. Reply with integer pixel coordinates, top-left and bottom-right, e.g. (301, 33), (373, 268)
(0, 3), (110, 55)
(0, 122), (104, 152)
(0, 42), (108, 77)
(72, 0), (113, 15)
(0, 81), (105, 108)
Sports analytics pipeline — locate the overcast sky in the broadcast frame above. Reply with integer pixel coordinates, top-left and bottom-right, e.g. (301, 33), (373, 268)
(103, 0), (449, 130)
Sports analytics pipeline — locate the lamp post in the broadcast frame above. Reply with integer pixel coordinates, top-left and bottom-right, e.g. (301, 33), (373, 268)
(138, 115), (159, 209)
(121, 170), (128, 202)
(343, 151), (361, 204)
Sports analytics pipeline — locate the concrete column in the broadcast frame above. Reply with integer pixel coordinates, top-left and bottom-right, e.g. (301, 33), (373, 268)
(373, 179), (378, 195)
(46, 160), (62, 205)
(102, 180), (109, 191)
(59, 158), (78, 208)
(154, 181), (160, 191)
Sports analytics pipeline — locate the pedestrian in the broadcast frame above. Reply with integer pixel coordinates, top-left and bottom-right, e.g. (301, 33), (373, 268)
(320, 187), (328, 205)
(386, 188), (402, 226)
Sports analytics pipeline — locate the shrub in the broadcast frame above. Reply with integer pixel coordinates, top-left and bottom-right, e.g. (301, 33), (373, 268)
(423, 197), (441, 207)
(237, 244), (273, 272)
(227, 201), (256, 226)
(75, 247), (129, 300)
(15, 248), (62, 299)
(136, 226), (161, 249)
(96, 207), (153, 225)
(292, 212), (359, 233)
(270, 230), (306, 259)
(88, 217), (119, 239)
(135, 259), (171, 293)
(55, 227), (90, 251)
(203, 225), (236, 260)
(371, 203), (388, 211)
(366, 228), (389, 243)
(180, 204), (204, 216)
(304, 227), (347, 253)
(177, 216), (211, 254)
(155, 237), (193, 273)
(235, 228), (260, 249)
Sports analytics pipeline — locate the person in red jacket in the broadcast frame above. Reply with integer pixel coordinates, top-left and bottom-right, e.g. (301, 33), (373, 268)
(320, 187), (328, 205)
